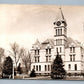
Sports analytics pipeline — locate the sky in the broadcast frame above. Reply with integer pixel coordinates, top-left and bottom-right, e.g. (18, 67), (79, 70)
(0, 4), (84, 55)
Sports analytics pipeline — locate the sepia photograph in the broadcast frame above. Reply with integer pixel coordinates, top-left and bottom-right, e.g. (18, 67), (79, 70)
(0, 4), (84, 80)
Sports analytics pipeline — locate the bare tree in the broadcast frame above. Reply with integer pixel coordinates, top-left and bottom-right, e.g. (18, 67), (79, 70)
(0, 48), (4, 71)
(10, 42), (24, 68)
(21, 48), (31, 74)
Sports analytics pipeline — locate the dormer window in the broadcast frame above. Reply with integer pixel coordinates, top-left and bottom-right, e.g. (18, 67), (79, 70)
(73, 47), (75, 53)
(70, 47), (72, 53)
(70, 47), (75, 53)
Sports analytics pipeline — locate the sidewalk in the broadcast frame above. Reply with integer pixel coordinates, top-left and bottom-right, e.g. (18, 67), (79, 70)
(24, 76), (84, 80)
(24, 76), (51, 80)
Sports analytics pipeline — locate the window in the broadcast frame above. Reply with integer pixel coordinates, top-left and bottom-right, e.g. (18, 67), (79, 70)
(70, 55), (72, 61)
(35, 49), (40, 55)
(75, 64), (77, 71)
(39, 65), (41, 71)
(35, 50), (36, 55)
(73, 55), (75, 61)
(45, 65), (47, 71)
(35, 56), (40, 62)
(48, 65), (50, 71)
(33, 65), (35, 69)
(46, 56), (48, 62)
(56, 29), (57, 35)
(56, 39), (62, 45)
(49, 49), (51, 54)
(70, 55), (75, 61)
(75, 73), (77, 76)
(68, 64), (71, 70)
(58, 29), (60, 35)
(49, 56), (51, 61)
(60, 29), (62, 35)
(60, 39), (62, 45)
(46, 49), (51, 54)
(57, 29), (62, 35)
(56, 48), (58, 52)
(56, 39), (57, 45)
(38, 50), (39, 55)
(68, 73), (71, 76)
(46, 56), (51, 62)
(70, 47), (75, 53)
(48, 65), (49, 71)
(48, 65), (51, 71)
(36, 65), (38, 71)
(46, 49), (48, 54)
(73, 47), (75, 53)
(70, 47), (72, 53)
(35, 57), (37, 62)
(82, 55), (83, 59)
(64, 28), (67, 35)
(38, 57), (39, 62)
(60, 47), (62, 53)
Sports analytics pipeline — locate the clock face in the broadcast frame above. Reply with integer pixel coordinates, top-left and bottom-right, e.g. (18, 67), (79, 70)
(56, 21), (61, 26)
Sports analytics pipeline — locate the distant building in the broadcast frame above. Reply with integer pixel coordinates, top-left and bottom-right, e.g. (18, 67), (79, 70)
(31, 8), (84, 76)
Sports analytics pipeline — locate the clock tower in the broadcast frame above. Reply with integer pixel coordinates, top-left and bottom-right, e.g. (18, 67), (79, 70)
(54, 8), (67, 61)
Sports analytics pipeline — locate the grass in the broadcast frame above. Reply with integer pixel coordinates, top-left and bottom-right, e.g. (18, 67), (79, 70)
(2, 75), (84, 80)
(23, 76), (84, 80)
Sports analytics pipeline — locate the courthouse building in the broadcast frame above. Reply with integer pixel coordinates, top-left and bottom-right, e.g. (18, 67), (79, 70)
(30, 8), (84, 75)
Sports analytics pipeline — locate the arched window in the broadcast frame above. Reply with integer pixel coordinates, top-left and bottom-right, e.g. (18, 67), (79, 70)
(46, 56), (48, 62)
(73, 47), (75, 53)
(39, 65), (41, 71)
(68, 64), (71, 70)
(36, 65), (38, 71)
(46, 49), (48, 54)
(56, 29), (57, 36)
(75, 64), (77, 70)
(70, 55), (72, 61)
(61, 29), (62, 35)
(48, 65), (51, 71)
(48, 65), (50, 71)
(73, 55), (75, 61)
(58, 29), (60, 35)
(35, 49), (40, 55)
(45, 65), (47, 71)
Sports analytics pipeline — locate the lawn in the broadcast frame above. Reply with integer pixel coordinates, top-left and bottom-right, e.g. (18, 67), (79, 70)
(23, 76), (84, 80)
